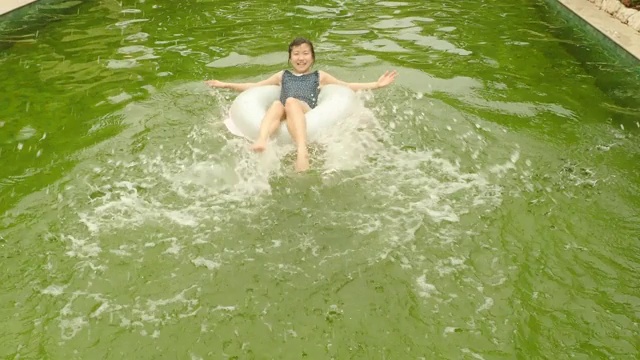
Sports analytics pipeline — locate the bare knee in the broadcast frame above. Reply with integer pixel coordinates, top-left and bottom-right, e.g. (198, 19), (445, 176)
(270, 100), (285, 111)
(286, 98), (312, 114)
(267, 101), (285, 120)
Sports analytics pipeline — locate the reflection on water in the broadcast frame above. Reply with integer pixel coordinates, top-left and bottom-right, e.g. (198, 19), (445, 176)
(1, 0), (639, 358)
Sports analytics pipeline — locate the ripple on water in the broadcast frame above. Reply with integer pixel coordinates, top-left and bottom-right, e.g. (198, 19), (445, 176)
(1, 0), (638, 357)
(360, 38), (410, 52)
(376, 1), (410, 6)
(121, 9), (142, 14)
(394, 27), (473, 56)
(106, 59), (138, 69)
(125, 32), (150, 42)
(5, 81), (521, 352)
(371, 16), (435, 29)
(205, 51), (284, 68)
(111, 18), (149, 29)
(15, 126), (37, 141)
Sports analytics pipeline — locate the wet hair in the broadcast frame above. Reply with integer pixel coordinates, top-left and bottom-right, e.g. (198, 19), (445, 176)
(288, 37), (315, 61)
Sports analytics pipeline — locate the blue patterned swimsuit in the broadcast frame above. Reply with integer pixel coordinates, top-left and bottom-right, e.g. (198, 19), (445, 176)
(279, 70), (320, 109)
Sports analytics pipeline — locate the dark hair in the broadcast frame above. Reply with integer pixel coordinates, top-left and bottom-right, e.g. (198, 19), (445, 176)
(288, 37), (315, 61)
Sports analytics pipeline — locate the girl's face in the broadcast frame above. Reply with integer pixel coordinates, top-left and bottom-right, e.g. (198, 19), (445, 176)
(289, 43), (314, 73)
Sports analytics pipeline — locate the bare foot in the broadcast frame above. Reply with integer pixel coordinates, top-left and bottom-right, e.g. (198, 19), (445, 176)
(295, 148), (310, 172)
(250, 140), (267, 152)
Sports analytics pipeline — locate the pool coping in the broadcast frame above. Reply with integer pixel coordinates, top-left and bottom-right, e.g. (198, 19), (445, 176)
(0, 0), (37, 16)
(558, 0), (640, 60)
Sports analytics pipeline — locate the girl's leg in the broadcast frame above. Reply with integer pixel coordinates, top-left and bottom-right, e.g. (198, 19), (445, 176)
(283, 97), (311, 172)
(251, 101), (286, 152)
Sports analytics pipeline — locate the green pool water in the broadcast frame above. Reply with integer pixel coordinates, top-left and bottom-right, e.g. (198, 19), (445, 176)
(1, 0), (639, 358)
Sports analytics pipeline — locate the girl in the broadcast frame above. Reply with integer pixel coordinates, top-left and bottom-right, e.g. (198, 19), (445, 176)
(206, 37), (397, 172)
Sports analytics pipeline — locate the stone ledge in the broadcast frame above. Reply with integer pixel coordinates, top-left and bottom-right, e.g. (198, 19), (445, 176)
(0, 0), (37, 16)
(559, 0), (640, 60)
(589, 0), (640, 32)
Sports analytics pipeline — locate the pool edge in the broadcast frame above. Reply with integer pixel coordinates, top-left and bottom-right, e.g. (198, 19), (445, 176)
(0, 0), (38, 16)
(556, 0), (640, 61)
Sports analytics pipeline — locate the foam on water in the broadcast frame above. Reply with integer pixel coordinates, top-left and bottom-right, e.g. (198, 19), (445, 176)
(41, 285), (67, 296)
(3, 81), (527, 343)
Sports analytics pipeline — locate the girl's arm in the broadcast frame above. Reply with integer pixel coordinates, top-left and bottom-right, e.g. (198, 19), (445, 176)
(319, 70), (397, 91)
(206, 71), (283, 92)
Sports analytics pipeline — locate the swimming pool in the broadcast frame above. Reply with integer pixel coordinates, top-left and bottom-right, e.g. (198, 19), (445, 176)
(1, 0), (639, 358)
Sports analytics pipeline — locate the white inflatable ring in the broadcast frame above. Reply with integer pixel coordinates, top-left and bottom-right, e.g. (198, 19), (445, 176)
(224, 84), (357, 144)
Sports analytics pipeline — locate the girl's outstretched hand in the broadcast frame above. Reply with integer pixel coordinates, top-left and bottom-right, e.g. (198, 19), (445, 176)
(205, 80), (226, 88)
(376, 70), (398, 89)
